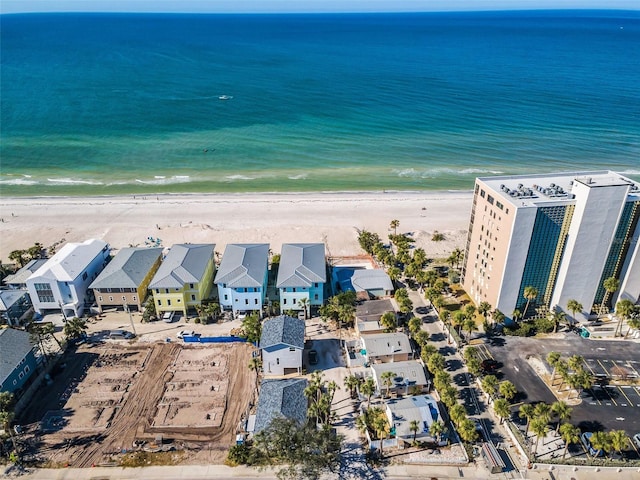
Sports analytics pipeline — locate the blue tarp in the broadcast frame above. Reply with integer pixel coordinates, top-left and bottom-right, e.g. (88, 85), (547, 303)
(183, 336), (247, 343)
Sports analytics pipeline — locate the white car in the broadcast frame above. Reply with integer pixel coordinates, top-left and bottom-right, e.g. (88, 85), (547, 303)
(162, 311), (176, 323)
(176, 330), (196, 339)
(633, 433), (640, 449)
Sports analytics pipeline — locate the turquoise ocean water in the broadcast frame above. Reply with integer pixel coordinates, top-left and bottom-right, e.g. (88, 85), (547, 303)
(1, 11), (639, 196)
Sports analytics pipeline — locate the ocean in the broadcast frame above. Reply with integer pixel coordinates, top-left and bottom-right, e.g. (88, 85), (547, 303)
(1, 10), (639, 196)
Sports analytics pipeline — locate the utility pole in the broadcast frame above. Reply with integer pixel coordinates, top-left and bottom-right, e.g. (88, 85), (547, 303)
(124, 303), (137, 336)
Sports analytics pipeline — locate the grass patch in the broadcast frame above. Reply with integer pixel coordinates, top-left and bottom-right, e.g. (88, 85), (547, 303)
(119, 450), (185, 468)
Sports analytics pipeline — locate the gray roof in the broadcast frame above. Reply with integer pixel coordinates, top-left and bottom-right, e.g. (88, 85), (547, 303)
(29, 239), (109, 282)
(0, 290), (29, 311)
(149, 244), (215, 289)
(90, 248), (162, 289)
(371, 360), (428, 388)
(352, 270), (394, 293)
(386, 395), (441, 439)
(260, 315), (305, 350)
(254, 378), (308, 433)
(362, 332), (412, 358)
(0, 328), (34, 386)
(356, 299), (395, 322)
(214, 244), (269, 288)
(3, 259), (48, 286)
(276, 243), (326, 288)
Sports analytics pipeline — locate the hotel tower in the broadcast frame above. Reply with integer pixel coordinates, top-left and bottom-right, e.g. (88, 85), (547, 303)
(461, 171), (640, 322)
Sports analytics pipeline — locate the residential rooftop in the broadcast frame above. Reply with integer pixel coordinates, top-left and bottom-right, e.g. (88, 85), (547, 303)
(254, 378), (308, 433)
(477, 170), (640, 208)
(0, 328), (33, 387)
(276, 243), (326, 288)
(386, 394), (441, 438)
(29, 239), (109, 282)
(149, 244), (214, 289)
(3, 259), (48, 287)
(90, 247), (162, 290)
(215, 243), (269, 288)
(260, 315), (305, 350)
(371, 360), (428, 387)
(362, 332), (412, 358)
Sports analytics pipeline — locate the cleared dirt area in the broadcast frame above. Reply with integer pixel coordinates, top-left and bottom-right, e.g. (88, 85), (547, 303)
(19, 341), (256, 467)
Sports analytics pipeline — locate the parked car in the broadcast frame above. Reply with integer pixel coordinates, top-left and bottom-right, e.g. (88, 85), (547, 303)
(581, 432), (604, 457)
(162, 311), (176, 323)
(109, 329), (135, 340)
(176, 330), (197, 339)
(633, 433), (640, 449)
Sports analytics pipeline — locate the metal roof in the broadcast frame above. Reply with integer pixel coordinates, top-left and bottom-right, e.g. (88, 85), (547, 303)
(214, 244), (269, 288)
(361, 332), (412, 358)
(0, 290), (29, 311)
(260, 315), (305, 350)
(371, 360), (428, 387)
(28, 239), (109, 282)
(254, 378), (308, 433)
(149, 244), (215, 289)
(351, 269), (393, 293)
(3, 259), (48, 286)
(90, 247), (162, 289)
(0, 328), (34, 386)
(276, 243), (326, 288)
(386, 395), (441, 438)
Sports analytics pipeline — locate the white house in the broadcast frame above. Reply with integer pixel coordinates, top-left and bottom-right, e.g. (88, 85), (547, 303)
(215, 244), (269, 315)
(361, 332), (413, 363)
(385, 395), (444, 447)
(26, 239), (110, 318)
(277, 243), (326, 314)
(260, 315), (305, 376)
(370, 360), (429, 396)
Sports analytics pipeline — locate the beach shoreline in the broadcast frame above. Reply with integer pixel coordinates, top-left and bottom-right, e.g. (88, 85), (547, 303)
(0, 190), (472, 260)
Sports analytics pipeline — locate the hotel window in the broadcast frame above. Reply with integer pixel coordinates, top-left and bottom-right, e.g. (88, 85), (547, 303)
(191, 294), (196, 301)
(487, 195), (494, 205)
(480, 189), (485, 198)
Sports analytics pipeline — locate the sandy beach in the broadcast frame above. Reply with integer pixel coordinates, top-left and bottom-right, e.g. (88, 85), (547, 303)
(0, 191), (472, 260)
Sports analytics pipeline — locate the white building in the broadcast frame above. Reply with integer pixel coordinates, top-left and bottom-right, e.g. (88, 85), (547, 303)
(260, 315), (305, 376)
(215, 244), (269, 315)
(462, 171), (640, 322)
(385, 395), (444, 447)
(26, 239), (110, 318)
(276, 243), (326, 314)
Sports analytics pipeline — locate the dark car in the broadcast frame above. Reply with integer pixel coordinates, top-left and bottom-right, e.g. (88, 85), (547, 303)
(481, 359), (499, 373)
(309, 350), (318, 365)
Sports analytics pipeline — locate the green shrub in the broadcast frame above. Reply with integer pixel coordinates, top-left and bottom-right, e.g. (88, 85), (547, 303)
(534, 316), (555, 333)
(432, 231), (445, 242)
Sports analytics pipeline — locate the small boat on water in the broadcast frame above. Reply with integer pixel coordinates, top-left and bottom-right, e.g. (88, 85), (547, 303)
(218, 95), (233, 100)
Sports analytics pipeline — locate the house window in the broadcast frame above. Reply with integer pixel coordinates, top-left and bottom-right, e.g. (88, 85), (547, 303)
(314, 294), (318, 300)
(132, 296), (137, 301)
(98, 296), (103, 302)
(245, 299), (249, 305)
(165, 289), (169, 294)
(293, 288), (296, 293)
(224, 294), (228, 301)
(156, 289), (160, 294)
(19, 371), (24, 379)
(177, 299), (181, 303)
(276, 358), (280, 365)
(255, 299), (258, 304)
(168, 299), (172, 306)
(24, 365), (30, 373)
(107, 287), (112, 293)
(190, 283), (194, 289)
(289, 347), (296, 352)
(157, 300), (161, 306)
(314, 283), (318, 288)
(122, 296), (126, 301)
(283, 299), (287, 305)
(109, 296), (113, 301)
(191, 294), (196, 301)
(82, 272), (88, 281)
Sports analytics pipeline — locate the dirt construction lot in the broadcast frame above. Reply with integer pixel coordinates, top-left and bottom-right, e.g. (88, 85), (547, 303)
(19, 341), (255, 467)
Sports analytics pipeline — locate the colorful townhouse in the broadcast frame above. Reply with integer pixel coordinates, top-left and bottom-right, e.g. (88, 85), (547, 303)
(149, 244), (216, 317)
(215, 243), (269, 316)
(0, 328), (37, 395)
(90, 247), (163, 312)
(26, 239), (110, 318)
(276, 243), (326, 315)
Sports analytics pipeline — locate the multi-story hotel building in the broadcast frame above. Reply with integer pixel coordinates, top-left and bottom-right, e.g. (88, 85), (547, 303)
(462, 171), (640, 322)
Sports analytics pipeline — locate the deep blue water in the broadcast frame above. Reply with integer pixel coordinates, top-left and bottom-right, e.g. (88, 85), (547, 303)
(1, 11), (639, 195)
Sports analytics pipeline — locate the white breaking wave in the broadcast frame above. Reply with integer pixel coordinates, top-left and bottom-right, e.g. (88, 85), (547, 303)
(287, 174), (308, 180)
(225, 174), (255, 181)
(394, 167), (504, 178)
(0, 178), (39, 186)
(619, 169), (640, 175)
(46, 177), (104, 185)
(135, 175), (191, 185)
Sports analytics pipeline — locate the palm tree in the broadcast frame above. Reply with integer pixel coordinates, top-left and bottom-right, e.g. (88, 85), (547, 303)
(615, 299), (635, 337)
(533, 402), (552, 424)
(590, 431), (611, 459)
(387, 266), (401, 285)
(408, 316), (422, 335)
(499, 380), (517, 402)
(297, 297), (310, 320)
(566, 299), (583, 325)
(494, 398), (511, 425)
(372, 413), (391, 457)
(458, 418), (479, 443)
(463, 317), (477, 341)
(63, 316), (88, 341)
(381, 371), (395, 398)
(344, 374), (362, 399)
(551, 401), (572, 433)
(452, 248), (463, 270)
(448, 404), (467, 426)
(519, 403), (535, 438)
(361, 377), (376, 408)
(511, 309), (522, 324)
(440, 386), (458, 408)
(478, 301), (492, 322)
(452, 310), (466, 336)
(609, 430), (628, 460)
(249, 357), (262, 395)
(626, 315), (640, 338)
(429, 419), (445, 444)
(522, 286), (539, 319)
(390, 219), (400, 236)
(380, 311), (397, 332)
(546, 351), (562, 383)
(559, 423), (581, 459)
(601, 276), (620, 314)
(481, 375), (498, 403)
(409, 420), (420, 443)
(530, 417), (549, 458)
(549, 310), (566, 333)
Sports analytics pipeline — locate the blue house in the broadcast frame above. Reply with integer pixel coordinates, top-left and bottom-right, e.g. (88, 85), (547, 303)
(0, 328), (37, 394)
(276, 243), (326, 315)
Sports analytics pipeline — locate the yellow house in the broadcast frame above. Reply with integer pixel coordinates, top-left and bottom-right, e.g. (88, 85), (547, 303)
(149, 244), (216, 316)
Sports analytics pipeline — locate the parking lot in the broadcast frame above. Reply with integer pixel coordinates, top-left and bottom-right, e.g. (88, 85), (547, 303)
(485, 334), (640, 440)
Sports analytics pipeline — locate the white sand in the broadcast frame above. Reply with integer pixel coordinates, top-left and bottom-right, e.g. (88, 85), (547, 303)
(0, 191), (472, 260)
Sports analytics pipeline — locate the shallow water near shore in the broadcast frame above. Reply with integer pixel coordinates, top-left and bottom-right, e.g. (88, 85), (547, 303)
(1, 11), (639, 196)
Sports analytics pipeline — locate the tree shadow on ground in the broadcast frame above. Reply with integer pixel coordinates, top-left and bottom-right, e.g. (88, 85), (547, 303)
(340, 441), (386, 480)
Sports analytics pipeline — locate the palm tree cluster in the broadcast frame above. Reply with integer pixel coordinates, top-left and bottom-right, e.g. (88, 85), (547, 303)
(614, 299), (640, 338)
(319, 291), (356, 331)
(194, 302), (221, 324)
(356, 406), (391, 457)
(446, 248), (464, 271)
(8, 242), (45, 268)
(546, 352), (593, 400)
(304, 372), (340, 428)
(393, 288), (413, 317)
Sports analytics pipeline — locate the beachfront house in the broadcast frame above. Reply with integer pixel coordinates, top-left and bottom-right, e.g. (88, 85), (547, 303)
(361, 332), (412, 364)
(250, 378), (308, 434)
(276, 243), (326, 316)
(385, 395), (444, 447)
(3, 259), (48, 289)
(90, 247), (163, 313)
(149, 244), (216, 317)
(260, 315), (305, 376)
(215, 243), (269, 316)
(0, 290), (33, 326)
(26, 239), (110, 318)
(370, 360), (429, 397)
(0, 328), (37, 395)
(333, 266), (394, 300)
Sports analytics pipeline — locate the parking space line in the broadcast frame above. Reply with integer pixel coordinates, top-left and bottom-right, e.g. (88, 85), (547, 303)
(597, 359), (611, 377)
(587, 388), (602, 406)
(625, 361), (640, 378)
(582, 360), (598, 376)
(617, 387), (634, 407)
